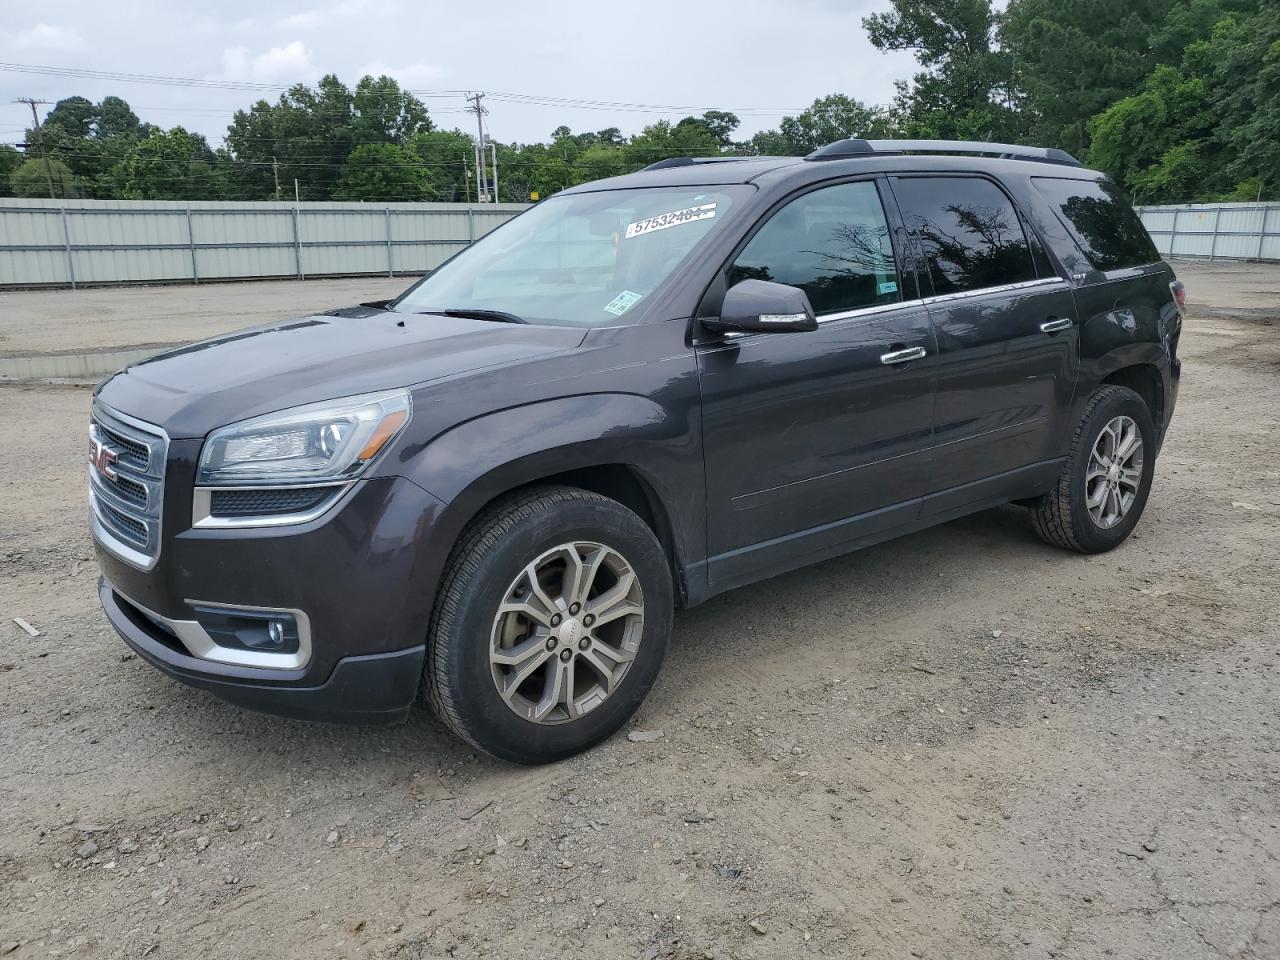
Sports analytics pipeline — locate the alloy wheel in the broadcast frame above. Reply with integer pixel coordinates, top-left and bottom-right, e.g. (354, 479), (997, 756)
(1086, 415), (1144, 529)
(489, 541), (644, 724)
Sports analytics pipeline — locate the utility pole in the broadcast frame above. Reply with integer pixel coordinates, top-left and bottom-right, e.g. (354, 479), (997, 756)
(463, 154), (472, 203)
(14, 98), (56, 199)
(489, 141), (499, 204)
(465, 92), (490, 202)
(272, 157), (281, 201)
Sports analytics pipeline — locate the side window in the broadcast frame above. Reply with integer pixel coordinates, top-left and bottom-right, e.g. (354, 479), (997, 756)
(893, 177), (1038, 296)
(728, 181), (901, 316)
(1032, 176), (1160, 271)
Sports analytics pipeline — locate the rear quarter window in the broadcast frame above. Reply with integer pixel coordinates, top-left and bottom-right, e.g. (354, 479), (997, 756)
(1032, 177), (1160, 272)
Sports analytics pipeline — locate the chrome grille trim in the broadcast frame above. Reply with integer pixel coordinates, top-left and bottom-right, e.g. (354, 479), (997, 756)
(89, 402), (168, 570)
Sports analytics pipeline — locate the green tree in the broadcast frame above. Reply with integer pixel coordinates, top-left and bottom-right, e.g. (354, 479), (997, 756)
(351, 75), (433, 145)
(752, 94), (890, 154)
(0, 145), (22, 197)
(333, 143), (432, 201)
(1087, 65), (1216, 201)
(97, 96), (142, 140)
(1194, 2), (1279, 198)
(1002, 0), (1175, 154)
(675, 110), (741, 147)
(43, 96), (97, 139)
(623, 119), (720, 169)
(864, 0), (1020, 140)
(225, 75), (359, 200)
(11, 158), (76, 198)
(109, 127), (218, 200)
(409, 128), (477, 201)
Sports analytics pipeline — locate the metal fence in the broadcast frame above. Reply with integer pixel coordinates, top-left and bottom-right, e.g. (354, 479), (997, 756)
(0, 198), (530, 288)
(1135, 202), (1280, 262)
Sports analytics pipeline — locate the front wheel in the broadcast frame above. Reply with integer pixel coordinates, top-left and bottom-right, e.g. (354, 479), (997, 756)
(425, 486), (673, 764)
(1028, 385), (1157, 554)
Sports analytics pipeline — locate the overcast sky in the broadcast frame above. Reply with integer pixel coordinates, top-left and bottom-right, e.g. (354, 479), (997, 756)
(0, 0), (917, 148)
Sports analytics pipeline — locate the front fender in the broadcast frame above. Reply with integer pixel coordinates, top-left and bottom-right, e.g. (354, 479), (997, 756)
(399, 391), (705, 613)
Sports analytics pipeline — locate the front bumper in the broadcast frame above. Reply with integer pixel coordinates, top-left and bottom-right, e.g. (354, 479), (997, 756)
(91, 454), (451, 723)
(102, 579), (424, 723)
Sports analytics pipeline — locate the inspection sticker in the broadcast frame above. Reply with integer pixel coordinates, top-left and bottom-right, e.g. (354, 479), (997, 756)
(878, 280), (899, 295)
(603, 290), (644, 316)
(625, 202), (717, 239)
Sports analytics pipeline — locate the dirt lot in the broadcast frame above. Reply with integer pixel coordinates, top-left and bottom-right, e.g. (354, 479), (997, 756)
(1, 261), (1278, 960)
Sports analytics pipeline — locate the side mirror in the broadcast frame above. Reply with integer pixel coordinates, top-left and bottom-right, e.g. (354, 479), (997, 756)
(702, 279), (818, 335)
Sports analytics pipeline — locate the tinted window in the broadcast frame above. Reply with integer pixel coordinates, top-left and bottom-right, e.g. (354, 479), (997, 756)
(894, 177), (1037, 296)
(728, 181), (901, 316)
(1033, 177), (1159, 271)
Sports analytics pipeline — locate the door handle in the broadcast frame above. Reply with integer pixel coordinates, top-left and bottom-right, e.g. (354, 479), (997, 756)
(880, 346), (927, 366)
(1040, 317), (1073, 334)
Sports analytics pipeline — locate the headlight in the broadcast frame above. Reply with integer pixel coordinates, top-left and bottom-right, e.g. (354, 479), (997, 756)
(197, 389), (411, 486)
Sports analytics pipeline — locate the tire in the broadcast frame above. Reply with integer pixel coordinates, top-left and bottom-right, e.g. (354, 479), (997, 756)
(1028, 385), (1157, 553)
(425, 485), (673, 764)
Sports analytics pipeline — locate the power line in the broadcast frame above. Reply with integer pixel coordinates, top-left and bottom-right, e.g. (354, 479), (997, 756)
(0, 60), (808, 115)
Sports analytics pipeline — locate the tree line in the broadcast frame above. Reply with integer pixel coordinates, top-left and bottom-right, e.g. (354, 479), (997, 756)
(3, 0), (1274, 206)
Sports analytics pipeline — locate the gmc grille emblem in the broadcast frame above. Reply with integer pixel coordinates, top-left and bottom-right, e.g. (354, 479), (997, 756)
(90, 437), (121, 480)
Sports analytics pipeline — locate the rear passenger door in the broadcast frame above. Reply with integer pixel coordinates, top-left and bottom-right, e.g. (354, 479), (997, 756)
(696, 178), (937, 588)
(889, 175), (1079, 509)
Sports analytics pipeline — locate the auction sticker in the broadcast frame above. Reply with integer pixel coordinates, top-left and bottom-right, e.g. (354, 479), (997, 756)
(603, 290), (644, 316)
(625, 203), (716, 239)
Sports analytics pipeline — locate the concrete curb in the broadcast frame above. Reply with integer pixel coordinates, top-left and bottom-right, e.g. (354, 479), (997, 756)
(0, 346), (165, 381)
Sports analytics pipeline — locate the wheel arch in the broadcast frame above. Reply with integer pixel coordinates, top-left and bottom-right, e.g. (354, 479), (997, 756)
(1101, 363), (1164, 428)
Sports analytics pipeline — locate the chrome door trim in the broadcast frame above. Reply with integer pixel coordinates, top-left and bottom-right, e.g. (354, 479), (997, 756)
(880, 346), (928, 365)
(714, 297), (929, 345)
(919, 276), (1066, 307)
(1040, 317), (1074, 334)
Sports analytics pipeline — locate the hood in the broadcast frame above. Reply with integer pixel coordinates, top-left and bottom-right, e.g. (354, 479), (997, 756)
(95, 306), (587, 439)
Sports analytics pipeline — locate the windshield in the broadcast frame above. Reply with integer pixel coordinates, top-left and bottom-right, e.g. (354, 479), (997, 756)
(392, 186), (748, 326)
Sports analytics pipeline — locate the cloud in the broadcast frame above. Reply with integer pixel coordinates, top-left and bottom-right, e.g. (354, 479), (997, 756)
(1, 23), (85, 51)
(357, 61), (445, 89)
(276, 1), (400, 29)
(222, 41), (318, 84)
(280, 10), (324, 29)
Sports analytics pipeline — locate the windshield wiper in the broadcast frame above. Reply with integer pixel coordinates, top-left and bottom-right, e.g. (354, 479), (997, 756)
(439, 307), (527, 325)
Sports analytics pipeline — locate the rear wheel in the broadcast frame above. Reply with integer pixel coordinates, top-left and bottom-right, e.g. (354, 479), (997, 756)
(1028, 385), (1156, 553)
(425, 486), (672, 764)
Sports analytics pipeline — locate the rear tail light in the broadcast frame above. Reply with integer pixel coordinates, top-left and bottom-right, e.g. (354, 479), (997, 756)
(1170, 279), (1187, 318)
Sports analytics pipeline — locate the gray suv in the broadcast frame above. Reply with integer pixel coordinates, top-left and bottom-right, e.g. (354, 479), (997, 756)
(91, 138), (1183, 763)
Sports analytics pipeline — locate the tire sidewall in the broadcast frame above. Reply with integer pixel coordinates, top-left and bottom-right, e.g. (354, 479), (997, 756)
(1068, 389), (1157, 551)
(437, 497), (672, 764)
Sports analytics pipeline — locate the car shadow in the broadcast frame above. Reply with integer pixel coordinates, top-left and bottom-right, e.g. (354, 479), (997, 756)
(134, 502), (1067, 776)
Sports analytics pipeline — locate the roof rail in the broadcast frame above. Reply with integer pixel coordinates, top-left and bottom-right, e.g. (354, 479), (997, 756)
(640, 155), (772, 171)
(805, 138), (1081, 167)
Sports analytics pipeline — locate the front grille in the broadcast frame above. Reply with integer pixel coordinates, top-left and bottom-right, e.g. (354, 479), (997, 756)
(96, 423), (150, 471)
(90, 403), (167, 567)
(209, 486), (337, 518)
(101, 471), (147, 506)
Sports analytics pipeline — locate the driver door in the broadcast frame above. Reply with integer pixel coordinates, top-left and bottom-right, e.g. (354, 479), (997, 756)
(695, 178), (938, 590)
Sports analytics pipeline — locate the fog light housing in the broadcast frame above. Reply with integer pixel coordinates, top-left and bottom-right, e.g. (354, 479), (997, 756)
(190, 606), (301, 655)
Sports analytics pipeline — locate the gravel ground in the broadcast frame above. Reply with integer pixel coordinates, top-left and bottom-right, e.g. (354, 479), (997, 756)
(1, 261), (1278, 960)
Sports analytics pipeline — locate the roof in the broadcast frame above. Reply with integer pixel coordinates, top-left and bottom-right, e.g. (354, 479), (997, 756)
(558, 139), (1101, 196)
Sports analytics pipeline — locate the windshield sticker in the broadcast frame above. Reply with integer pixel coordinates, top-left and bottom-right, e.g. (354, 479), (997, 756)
(625, 203), (717, 239)
(878, 280), (899, 295)
(603, 290), (644, 316)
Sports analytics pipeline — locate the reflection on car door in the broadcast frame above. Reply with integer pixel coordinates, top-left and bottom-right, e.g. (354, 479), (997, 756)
(695, 178), (938, 590)
(889, 175), (1079, 513)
